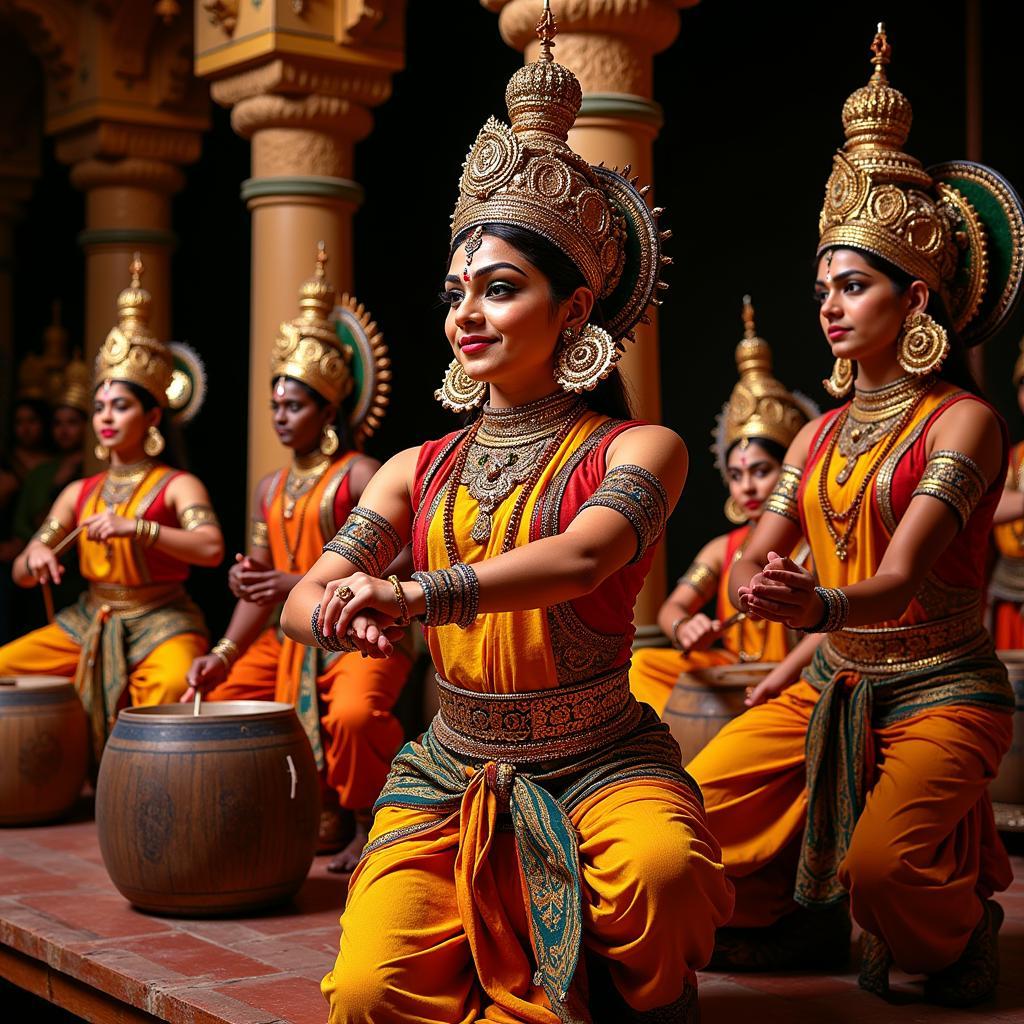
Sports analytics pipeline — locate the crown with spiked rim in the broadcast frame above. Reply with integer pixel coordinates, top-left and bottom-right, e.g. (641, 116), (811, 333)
(94, 254), (206, 421)
(713, 297), (817, 480)
(271, 243), (391, 447)
(450, 0), (670, 346)
(818, 24), (1024, 347)
(58, 352), (92, 414)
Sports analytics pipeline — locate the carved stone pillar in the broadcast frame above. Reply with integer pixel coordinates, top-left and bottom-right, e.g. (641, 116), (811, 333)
(484, 0), (695, 632)
(195, 1), (405, 501)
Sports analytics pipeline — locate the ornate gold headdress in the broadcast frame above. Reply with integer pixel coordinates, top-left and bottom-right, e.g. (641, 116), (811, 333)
(94, 254), (206, 421)
(713, 296), (817, 479)
(450, 0), (668, 344)
(818, 24), (1023, 347)
(271, 243), (391, 448)
(58, 352), (91, 414)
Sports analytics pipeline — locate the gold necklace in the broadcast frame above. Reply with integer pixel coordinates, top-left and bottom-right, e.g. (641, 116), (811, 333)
(460, 393), (584, 543)
(282, 451), (331, 520)
(100, 460), (154, 509)
(836, 375), (934, 485)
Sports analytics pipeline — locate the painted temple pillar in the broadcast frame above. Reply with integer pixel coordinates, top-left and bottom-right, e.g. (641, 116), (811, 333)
(194, 1), (405, 502)
(484, 0), (696, 632)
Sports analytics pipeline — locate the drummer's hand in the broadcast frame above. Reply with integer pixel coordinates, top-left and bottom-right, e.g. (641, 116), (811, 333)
(676, 613), (721, 653)
(25, 539), (63, 585)
(739, 551), (817, 627)
(82, 510), (137, 541)
(745, 661), (800, 707)
(183, 654), (227, 700)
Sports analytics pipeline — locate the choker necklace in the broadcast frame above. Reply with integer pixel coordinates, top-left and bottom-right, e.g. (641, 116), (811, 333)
(283, 451), (331, 520)
(101, 460), (154, 508)
(836, 375), (935, 485)
(448, 394), (585, 551)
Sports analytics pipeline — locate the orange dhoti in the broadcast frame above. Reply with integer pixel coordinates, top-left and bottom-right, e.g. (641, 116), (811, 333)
(207, 627), (409, 810)
(689, 679), (1011, 973)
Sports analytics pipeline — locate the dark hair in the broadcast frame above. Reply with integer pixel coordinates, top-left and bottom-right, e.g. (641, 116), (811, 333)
(725, 436), (787, 466)
(450, 223), (634, 421)
(271, 375), (352, 450)
(819, 246), (983, 397)
(93, 379), (183, 467)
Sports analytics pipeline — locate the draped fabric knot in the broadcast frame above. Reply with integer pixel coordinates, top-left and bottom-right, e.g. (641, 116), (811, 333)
(485, 761), (516, 810)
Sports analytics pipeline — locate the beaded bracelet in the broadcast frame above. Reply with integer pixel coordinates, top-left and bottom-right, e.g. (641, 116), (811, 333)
(412, 563), (480, 628)
(310, 603), (358, 653)
(803, 586), (850, 633)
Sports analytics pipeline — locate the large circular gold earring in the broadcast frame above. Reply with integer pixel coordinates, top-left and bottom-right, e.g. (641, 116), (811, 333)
(554, 323), (619, 393)
(320, 424), (339, 456)
(724, 496), (748, 525)
(897, 311), (949, 376)
(823, 357), (853, 399)
(94, 443), (110, 461)
(143, 425), (165, 458)
(435, 358), (486, 412)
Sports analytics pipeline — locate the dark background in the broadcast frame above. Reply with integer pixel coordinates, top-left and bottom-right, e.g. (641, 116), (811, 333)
(10, 0), (1024, 636)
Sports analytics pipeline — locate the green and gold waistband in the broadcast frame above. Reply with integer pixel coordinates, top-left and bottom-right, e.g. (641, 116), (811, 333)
(86, 582), (185, 616)
(432, 667), (641, 763)
(823, 605), (988, 676)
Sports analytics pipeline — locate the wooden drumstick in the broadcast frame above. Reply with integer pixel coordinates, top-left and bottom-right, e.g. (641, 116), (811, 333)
(37, 525), (84, 624)
(193, 688), (202, 717)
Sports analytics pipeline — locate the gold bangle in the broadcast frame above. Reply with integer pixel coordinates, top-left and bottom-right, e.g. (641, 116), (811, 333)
(134, 518), (147, 541)
(670, 615), (691, 650)
(211, 637), (240, 669)
(387, 574), (411, 626)
(145, 520), (161, 547)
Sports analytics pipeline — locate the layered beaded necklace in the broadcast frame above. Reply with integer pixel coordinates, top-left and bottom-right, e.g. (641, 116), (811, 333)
(280, 451), (332, 571)
(444, 391), (584, 561)
(100, 459), (154, 509)
(818, 374), (935, 561)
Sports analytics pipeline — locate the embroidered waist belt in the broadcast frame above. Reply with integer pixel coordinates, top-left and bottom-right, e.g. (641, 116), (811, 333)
(86, 582), (185, 616)
(823, 605), (987, 676)
(432, 666), (642, 763)
(990, 555), (1024, 602)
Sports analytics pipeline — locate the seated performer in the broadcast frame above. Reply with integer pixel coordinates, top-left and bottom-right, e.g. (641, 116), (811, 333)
(1, 255), (221, 762)
(988, 337), (1024, 648)
(184, 246), (408, 871)
(280, 7), (733, 1022)
(689, 25), (1024, 1006)
(630, 296), (818, 717)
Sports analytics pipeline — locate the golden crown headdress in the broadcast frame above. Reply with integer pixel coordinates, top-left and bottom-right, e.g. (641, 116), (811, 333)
(818, 24), (1024, 347)
(713, 297), (817, 480)
(450, 0), (669, 345)
(271, 243), (391, 448)
(58, 352), (91, 415)
(94, 254), (206, 422)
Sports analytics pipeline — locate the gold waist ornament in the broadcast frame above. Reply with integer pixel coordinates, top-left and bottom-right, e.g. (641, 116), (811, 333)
(823, 604), (988, 675)
(432, 667), (641, 763)
(86, 582), (185, 616)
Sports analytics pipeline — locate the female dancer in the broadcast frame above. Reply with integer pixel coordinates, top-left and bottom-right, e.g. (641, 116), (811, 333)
(0, 256), (222, 761)
(629, 297), (817, 716)
(280, 9), (732, 1022)
(689, 26), (1024, 1006)
(184, 246), (408, 871)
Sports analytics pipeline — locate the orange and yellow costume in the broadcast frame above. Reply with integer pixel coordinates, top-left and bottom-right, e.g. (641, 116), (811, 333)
(990, 440), (1024, 649)
(323, 401), (734, 1023)
(207, 453), (409, 809)
(0, 463), (207, 757)
(690, 382), (1014, 973)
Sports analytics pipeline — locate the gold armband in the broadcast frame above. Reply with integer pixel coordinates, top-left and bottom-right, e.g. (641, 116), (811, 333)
(180, 504), (220, 532)
(912, 449), (986, 529)
(324, 506), (403, 577)
(250, 518), (269, 550)
(680, 561), (718, 602)
(579, 465), (670, 563)
(764, 464), (803, 523)
(33, 518), (67, 549)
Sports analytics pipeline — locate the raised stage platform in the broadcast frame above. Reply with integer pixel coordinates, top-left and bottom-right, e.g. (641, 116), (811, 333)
(2, 798), (1023, 1023)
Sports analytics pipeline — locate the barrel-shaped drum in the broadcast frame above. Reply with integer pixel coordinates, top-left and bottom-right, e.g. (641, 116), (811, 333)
(96, 701), (319, 916)
(992, 651), (1024, 807)
(0, 676), (89, 825)
(664, 662), (775, 765)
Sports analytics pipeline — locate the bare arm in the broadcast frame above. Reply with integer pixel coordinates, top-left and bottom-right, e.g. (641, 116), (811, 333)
(12, 480), (84, 587)
(994, 487), (1024, 525)
(657, 534), (730, 652)
(744, 399), (1004, 629)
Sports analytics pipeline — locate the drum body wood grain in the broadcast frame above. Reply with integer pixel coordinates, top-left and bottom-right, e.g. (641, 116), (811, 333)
(95, 701), (319, 916)
(992, 651), (1024, 806)
(663, 662), (774, 765)
(0, 676), (89, 825)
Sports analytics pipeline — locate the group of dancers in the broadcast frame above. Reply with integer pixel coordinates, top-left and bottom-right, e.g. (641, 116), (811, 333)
(3, 10), (1024, 1022)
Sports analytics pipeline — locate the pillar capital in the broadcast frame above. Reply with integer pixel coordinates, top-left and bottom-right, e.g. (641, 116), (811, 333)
(483, 0), (695, 95)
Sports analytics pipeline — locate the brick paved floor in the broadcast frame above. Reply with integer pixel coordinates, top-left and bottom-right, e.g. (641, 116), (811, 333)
(1, 799), (1021, 1023)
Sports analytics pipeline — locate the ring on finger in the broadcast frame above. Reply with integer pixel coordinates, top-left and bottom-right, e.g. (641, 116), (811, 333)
(334, 585), (355, 603)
